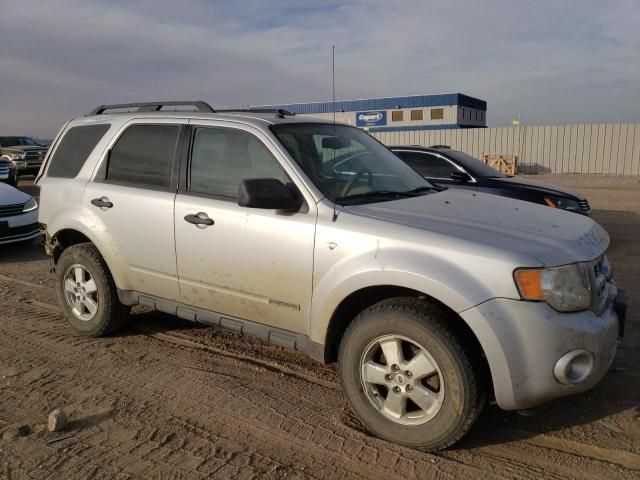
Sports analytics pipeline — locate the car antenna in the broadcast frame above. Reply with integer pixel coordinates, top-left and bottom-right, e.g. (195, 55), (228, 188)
(331, 45), (339, 222)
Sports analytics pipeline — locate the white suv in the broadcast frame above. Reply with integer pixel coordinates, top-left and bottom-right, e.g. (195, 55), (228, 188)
(37, 101), (626, 450)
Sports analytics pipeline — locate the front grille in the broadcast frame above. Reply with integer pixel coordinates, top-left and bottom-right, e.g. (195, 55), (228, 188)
(591, 255), (612, 315)
(0, 165), (10, 176)
(0, 222), (39, 240)
(24, 151), (46, 160)
(578, 199), (590, 212)
(0, 203), (24, 218)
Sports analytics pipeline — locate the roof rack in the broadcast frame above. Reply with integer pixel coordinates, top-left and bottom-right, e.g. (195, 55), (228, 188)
(88, 101), (215, 116)
(429, 144), (451, 149)
(217, 108), (295, 118)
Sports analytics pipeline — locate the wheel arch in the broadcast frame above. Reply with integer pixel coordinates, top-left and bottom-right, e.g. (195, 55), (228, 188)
(322, 285), (489, 372)
(48, 225), (129, 289)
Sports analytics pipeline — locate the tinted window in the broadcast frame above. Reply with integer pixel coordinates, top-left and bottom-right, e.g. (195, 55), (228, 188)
(190, 128), (289, 199)
(48, 124), (110, 178)
(445, 150), (505, 177)
(410, 110), (423, 121)
(106, 125), (180, 188)
(391, 111), (403, 122)
(430, 108), (444, 120)
(395, 151), (458, 179)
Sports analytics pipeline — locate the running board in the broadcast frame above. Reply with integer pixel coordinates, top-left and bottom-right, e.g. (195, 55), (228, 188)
(117, 289), (325, 363)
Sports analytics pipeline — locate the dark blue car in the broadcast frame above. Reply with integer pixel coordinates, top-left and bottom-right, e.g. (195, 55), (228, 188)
(390, 146), (590, 215)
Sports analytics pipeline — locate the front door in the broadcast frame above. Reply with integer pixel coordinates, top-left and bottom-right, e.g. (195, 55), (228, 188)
(174, 124), (316, 334)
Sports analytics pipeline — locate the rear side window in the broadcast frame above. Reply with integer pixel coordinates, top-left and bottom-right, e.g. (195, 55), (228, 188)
(106, 125), (180, 188)
(47, 124), (110, 178)
(396, 151), (457, 179)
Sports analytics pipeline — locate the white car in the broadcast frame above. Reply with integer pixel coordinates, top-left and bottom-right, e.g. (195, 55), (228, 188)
(0, 182), (39, 245)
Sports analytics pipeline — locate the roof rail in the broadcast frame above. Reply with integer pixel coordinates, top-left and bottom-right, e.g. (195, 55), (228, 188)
(88, 101), (215, 116)
(429, 144), (451, 149)
(217, 108), (295, 118)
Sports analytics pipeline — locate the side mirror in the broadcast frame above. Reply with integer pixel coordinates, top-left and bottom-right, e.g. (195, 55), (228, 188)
(238, 178), (301, 211)
(450, 171), (472, 182)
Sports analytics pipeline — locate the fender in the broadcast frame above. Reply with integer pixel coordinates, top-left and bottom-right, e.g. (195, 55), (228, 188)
(309, 243), (531, 346)
(46, 209), (133, 291)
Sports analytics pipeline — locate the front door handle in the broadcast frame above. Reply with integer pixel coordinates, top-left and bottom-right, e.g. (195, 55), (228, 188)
(184, 212), (214, 227)
(91, 197), (113, 209)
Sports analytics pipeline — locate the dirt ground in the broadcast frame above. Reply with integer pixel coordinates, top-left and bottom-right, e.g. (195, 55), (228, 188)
(1, 175), (639, 479)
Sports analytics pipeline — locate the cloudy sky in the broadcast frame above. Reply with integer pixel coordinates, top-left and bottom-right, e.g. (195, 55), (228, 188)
(1, 0), (639, 137)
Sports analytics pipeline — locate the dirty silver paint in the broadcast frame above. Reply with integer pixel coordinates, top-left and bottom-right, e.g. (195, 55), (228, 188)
(37, 110), (620, 411)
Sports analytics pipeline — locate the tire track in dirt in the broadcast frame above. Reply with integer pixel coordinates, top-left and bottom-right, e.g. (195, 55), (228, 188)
(2, 275), (639, 479)
(0, 301), (482, 480)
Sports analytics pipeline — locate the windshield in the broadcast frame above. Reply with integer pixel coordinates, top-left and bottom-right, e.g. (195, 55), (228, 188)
(271, 123), (435, 204)
(445, 150), (506, 178)
(0, 136), (38, 147)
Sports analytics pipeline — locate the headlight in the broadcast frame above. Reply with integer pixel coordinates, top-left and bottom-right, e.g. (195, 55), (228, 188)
(7, 153), (25, 160)
(514, 263), (591, 312)
(544, 196), (581, 212)
(22, 198), (38, 213)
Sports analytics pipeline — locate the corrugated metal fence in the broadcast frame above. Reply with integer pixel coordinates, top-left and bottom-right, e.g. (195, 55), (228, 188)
(372, 123), (640, 175)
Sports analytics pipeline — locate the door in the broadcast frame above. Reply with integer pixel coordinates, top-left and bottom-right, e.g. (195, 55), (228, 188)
(174, 124), (316, 334)
(84, 121), (185, 301)
(394, 150), (477, 191)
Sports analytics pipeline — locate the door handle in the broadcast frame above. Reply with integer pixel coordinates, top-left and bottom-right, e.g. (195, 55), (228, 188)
(91, 197), (113, 209)
(184, 212), (214, 227)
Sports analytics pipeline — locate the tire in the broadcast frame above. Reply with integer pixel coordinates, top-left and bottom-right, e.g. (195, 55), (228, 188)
(338, 297), (486, 451)
(55, 243), (130, 336)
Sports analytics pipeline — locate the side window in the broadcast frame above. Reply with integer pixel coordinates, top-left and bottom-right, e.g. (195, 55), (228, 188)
(397, 152), (457, 179)
(106, 125), (180, 188)
(47, 124), (110, 178)
(190, 128), (289, 199)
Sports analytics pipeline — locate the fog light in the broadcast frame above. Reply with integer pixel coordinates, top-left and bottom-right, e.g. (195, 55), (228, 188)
(553, 350), (594, 385)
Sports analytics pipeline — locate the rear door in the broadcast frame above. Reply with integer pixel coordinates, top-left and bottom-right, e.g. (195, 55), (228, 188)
(84, 119), (186, 301)
(394, 150), (477, 191)
(174, 122), (316, 334)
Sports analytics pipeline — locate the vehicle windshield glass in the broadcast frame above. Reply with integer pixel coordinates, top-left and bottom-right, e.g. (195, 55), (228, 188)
(0, 137), (37, 147)
(270, 123), (435, 204)
(444, 150), (506, 178)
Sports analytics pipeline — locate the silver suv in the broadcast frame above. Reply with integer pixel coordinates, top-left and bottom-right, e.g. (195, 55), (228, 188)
(37, 101), (627, 450)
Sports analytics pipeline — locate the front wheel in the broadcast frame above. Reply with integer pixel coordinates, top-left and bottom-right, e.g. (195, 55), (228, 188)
(338, 298), (486, 450)
(55, 243), (130, 336)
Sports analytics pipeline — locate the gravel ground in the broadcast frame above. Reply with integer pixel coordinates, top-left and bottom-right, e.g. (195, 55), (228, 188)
(0, 175), (638, 479)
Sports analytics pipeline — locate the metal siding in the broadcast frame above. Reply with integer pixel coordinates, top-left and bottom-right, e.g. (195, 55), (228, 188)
(568, 124), (578, 173)
(632, 124), (640, 175)
(372, 123), (639, 175)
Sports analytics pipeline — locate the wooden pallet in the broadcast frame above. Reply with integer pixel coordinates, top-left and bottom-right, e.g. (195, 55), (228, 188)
(480, 153), (518, 176)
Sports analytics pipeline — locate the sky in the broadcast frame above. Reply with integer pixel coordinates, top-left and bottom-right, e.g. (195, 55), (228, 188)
(1, 0), (639, 138)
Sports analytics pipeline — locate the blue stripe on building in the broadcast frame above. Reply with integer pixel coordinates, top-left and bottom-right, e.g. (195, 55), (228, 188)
(255, 93), (486, 115)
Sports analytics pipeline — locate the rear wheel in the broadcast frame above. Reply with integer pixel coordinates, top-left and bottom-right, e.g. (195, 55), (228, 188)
(55, 243), (129, 336)
(338, 298), (486, 450)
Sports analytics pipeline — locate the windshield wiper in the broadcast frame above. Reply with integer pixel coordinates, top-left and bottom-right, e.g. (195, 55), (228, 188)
(335, 190), (416, 205)
(404, 185), (444, 194)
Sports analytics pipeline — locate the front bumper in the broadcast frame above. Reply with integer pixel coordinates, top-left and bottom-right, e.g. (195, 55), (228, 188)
(461, 294), (623, 410)
(0, 209), (40, 245)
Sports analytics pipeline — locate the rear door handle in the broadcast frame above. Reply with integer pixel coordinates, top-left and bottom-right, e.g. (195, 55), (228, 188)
(91, 197), (113, 209)
(184, 212), (214, 227)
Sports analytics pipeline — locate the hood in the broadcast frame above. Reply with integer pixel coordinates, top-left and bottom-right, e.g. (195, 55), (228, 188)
(2, 145), (48, 153)
(0, 182), (31, 205)
(492, 176), (586, 200)
(346, 189), (608, 266)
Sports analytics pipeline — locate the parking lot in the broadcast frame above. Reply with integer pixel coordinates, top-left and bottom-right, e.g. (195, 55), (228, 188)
(0, 175), (638, 479)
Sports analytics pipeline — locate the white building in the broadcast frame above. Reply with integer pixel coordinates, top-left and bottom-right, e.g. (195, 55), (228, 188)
(255, 93), (486, 133)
